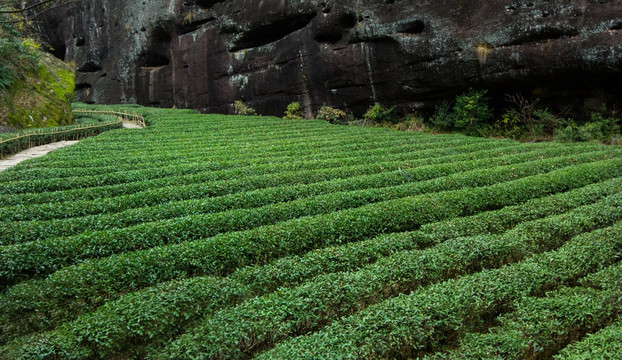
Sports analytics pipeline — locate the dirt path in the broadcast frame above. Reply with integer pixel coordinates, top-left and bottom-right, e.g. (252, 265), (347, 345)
(0, 141), (80, 172)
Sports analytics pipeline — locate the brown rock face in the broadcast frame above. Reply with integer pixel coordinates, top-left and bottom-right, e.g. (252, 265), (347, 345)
(38, 0), (622, 116)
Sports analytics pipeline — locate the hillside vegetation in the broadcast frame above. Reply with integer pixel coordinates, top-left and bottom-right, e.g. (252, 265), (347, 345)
(0, 105), (621, 359)
(0, 22), (74, 131)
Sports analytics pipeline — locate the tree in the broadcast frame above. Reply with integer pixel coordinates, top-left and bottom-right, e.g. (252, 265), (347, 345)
(0, 0), (81, 23)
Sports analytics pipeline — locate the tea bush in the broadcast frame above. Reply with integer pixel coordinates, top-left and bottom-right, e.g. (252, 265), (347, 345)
(1, 105), (622, 359)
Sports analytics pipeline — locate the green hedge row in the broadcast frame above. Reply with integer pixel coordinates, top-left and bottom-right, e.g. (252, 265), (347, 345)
(0, 136), (512, 195)
(0, 151), (611, 285)
(4, 176), (621, 355)
(427, 262), (622, 359)
(0, 144), (583, 244)
(157, 194), (622, 360)
(258, 220), (622, 360)
(2, 157), (621, 347)
(0, 138), (516, 209)
(427, 286), (620, 359)
(579, 262), (622, 291)
(555, 320), (622, 359)
(18, 127), (469, 169)
(0, 140), (531, 219)
(0, 133), (487, 182)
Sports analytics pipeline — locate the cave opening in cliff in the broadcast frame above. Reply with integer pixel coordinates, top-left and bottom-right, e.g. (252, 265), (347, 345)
(50, 43), (67, 61)
(195, 0), (227, 9)
(139, 27), (172, 68)
(505, 26), (580, 46)
(230, 12), (317, 51)
(398, 19), (425, 35)
(77, 61), (102, 73)
(140, 53), (171, 68)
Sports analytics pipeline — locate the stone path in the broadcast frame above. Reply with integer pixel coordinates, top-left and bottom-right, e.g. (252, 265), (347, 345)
(0, 121), (142, 172)
(0, 141), (80, 172)
(122, 122), (143, 129)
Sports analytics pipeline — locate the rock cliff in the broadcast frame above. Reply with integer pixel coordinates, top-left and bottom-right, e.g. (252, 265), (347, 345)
(38, 0), (622, 116)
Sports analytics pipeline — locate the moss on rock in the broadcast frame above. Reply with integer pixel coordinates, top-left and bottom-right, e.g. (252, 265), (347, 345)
(0, 52), (75, 129)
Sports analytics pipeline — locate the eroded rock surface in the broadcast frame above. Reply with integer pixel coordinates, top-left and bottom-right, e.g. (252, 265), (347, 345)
(38, 0), (622, 116)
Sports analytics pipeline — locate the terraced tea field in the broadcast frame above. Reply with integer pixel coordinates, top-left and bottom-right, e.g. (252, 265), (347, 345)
(1, 105), (621, 359)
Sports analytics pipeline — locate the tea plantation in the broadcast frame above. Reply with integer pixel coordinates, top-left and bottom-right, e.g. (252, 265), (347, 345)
(1, 105), (621, 359)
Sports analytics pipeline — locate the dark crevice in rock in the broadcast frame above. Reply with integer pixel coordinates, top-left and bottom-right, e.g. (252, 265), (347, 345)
(340, 12), (358, 29)
(230, 12), (317, 51)
(50, 43), (67, 61)
(314, 11), (357, 43)
(75, 83), (92, 90)
(397, 19), (425, 35)
(503, 27), (580, 46)
(321, 2), (331, 14)
(139, 27), (172, 67)
(75, 38), (85, 47)
(314, 31), (343, 43)
(77, 61), (102, 73)
(140, 53), (170, 68)
(179, 17), (213, 35)
(611, 20), (622, 30)
(349, 35), (399, 45)
(195, 0), (227, 9)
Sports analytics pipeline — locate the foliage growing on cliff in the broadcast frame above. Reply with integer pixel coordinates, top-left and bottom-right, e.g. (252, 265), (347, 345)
(0, 18), (74, 129)
(363, 103), (399, 125)
(284, 102), (303, 119)
(316, 105), (346, 124)
(233, 100), (257, 116)
(453, 88), (493, 135)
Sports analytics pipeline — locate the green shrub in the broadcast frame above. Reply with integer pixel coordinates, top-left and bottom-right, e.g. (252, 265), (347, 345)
(490, 109), (524, 139)
(3, 105), (622, 359)
(555, 124), (579, 143)
(453, 88), (492, 135)
(429, 101), (455, 130)
(0, 64), (15, 90)
(552, 106), (620, 144)
(363, 103), (398, 125)
(587, 109), (620, 142)
(164, 195), (622, 360)
(555, 321), (622, 359)
(532, 108), (561, 136)
(555, 115), (620, 144)
(316, 105), (346, 124)
(261, 221), (622, 359)
(284, 102), (303, 119)
(233, 100), (257, 116)
(400, 113), (427, 132)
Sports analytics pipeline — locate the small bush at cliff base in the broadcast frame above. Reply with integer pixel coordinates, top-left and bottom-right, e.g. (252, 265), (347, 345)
(555, 107), (620, 144)
(453, 88), (492, 135)
(233, 100), (257, 116)
(489, 109), (524, 139)
(363, 103), (399, 125)
(316, 105), (347, 124)
(284, 102), (303, 119)
(429, 101), (455, 130)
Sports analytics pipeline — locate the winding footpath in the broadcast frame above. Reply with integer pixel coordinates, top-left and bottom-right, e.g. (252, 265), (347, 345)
(0, 122), (141, 172)
(0, 141), (80, 172)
